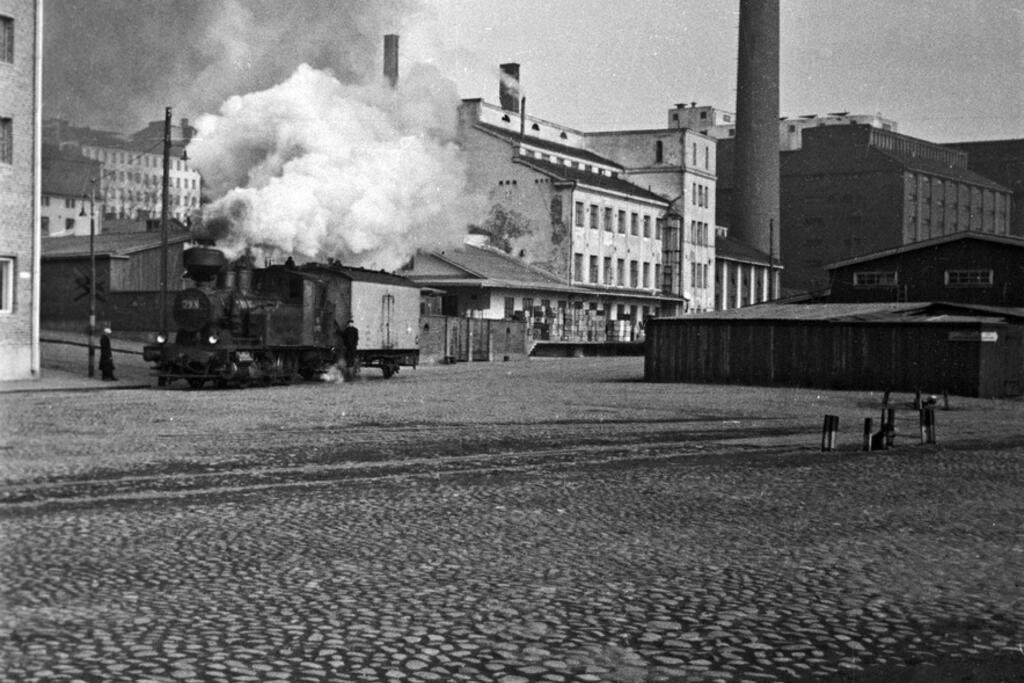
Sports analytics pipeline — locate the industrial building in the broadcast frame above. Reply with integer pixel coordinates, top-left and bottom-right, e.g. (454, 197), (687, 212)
(0, 0), (41, 381)
(825, 232), (1024, 308)
(717, 125), (1014, 294)
(583, 125), (718, 311)
(944, 138), (1024, 238)
(457, 71), (688, 322)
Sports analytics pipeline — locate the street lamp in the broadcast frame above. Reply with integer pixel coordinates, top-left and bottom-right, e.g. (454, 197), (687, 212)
(79, 189), (96, 378)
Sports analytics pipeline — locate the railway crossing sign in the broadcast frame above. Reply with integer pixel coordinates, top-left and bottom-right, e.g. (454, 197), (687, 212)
(73, 272), (107, 303)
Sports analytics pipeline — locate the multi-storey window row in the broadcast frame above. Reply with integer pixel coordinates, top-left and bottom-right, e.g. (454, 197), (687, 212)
(905, 173), (1009, 232)
(578, 201), (658, 239)
(573, 252), (657, 289)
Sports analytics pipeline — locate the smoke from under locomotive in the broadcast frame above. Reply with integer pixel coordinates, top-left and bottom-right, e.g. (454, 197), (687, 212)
(187, 61), (486, 271)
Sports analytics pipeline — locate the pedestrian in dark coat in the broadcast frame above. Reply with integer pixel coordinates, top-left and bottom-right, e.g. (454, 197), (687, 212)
(340, 319), (359, 380)
(99, 327), (117, 381)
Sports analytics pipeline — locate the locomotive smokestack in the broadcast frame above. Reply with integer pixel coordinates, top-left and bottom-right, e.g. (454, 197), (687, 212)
(499, 63), (521, 114)
(383, 34), (399, 88)
(182, 246), (226, 283)
(733, 0), (780, 261)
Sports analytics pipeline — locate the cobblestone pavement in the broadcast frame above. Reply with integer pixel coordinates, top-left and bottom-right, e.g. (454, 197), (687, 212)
(1, 357), (1023, 682)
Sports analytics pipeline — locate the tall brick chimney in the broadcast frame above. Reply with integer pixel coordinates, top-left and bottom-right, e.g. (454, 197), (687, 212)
(733, 0), (780, 262)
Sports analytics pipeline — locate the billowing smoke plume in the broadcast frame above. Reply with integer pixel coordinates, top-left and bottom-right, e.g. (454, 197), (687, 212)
(43, 0), (429, 132)
(187, 62), (485, 270)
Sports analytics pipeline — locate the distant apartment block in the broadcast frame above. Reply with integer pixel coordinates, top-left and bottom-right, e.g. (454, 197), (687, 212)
(43, 118), (202, 226)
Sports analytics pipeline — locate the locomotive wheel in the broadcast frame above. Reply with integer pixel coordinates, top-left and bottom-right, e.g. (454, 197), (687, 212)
(382, 364), (397, 379)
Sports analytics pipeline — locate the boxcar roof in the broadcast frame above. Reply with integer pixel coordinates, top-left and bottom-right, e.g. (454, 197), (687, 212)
(300, 263), (419, 288)
(42, 231), (194, 259)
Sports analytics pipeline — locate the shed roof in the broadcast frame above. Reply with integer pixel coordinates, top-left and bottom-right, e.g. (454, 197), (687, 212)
(298, 263), (420, 288)
(513, 156), (669, 204)
(404, 244), (688, 302)
(678, 301), (1024, 323)
(715, 233), (780, 266)
(42, 231), (194, 259)
(825, 231), (1024, 270)
(475, 122), (622, 169)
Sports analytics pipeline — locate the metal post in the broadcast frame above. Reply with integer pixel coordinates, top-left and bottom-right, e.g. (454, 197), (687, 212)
(87, 188), (96, 378)
(159, 106), (172, 337)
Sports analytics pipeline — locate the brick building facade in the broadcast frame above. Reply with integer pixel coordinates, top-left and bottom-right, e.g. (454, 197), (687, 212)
(0, 0), (41, 380)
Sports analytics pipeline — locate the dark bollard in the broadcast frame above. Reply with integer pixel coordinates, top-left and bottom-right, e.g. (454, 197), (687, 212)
(920, 408), (936, 444)
(882, 407), (896, 449)
(863, 418), (873, 451)
(821, 415), (839, 451)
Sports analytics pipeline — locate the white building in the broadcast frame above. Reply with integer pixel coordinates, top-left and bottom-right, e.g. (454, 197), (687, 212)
(668, 102), (896, 151)
(40, 144), (102, 237)
(585, 127), (718, 312)
(458, 96), (686, 322)
(43, 118), (202, 226)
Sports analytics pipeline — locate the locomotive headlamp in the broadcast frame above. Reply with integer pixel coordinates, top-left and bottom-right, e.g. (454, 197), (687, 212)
(207, 334), (220, 345)
(156, 333), (167, 344)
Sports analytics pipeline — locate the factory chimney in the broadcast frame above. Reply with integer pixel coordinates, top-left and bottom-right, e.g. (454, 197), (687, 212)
(733, 0), (780, 263)
(499, 63), (521, 114)
(383, 34), (399, 87)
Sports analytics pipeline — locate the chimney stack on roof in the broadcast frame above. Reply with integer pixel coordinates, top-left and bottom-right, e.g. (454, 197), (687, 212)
(499, 63), (521, 114)
(384, 34), (399, 88)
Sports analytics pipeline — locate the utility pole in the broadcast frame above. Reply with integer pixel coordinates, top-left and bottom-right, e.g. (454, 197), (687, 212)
(159, 106), (171, 337)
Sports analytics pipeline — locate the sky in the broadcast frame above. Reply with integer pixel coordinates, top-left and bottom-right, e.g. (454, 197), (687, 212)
(43, 0), (1023, 144)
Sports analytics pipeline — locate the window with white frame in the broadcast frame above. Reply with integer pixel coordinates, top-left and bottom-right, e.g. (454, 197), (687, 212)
(0, 257), (13, 313)
(945, 269), (993, 287)
(853, 271), (898, 287)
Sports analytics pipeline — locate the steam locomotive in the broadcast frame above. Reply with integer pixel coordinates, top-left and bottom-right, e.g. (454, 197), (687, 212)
(142, 246), (421, 388)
